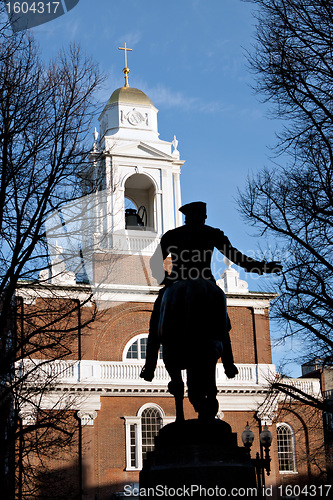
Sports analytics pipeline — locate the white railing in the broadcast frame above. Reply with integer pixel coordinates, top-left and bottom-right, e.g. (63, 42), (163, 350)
(279, 377), (322, 397)
(17, 360), (321, 397)
(112, 231), (160, 254)
(17, 359), (76, 381)
(19, 360), (274, 387)
(99, 362), (170, 382)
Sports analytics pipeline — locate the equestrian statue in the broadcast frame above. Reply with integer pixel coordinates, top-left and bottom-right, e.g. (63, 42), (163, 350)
(140, 202), (281, 421)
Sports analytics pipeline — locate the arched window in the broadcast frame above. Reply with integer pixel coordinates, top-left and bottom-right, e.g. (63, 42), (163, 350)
(124, 173), (156, 231)
(124, 403), (173, 470)
(123, 334), (163, 361)
(141, 407), (162, 461)
(277, 423), (297, 473)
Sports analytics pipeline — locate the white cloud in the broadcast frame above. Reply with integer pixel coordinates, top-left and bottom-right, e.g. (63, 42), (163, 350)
(146, 84), (198, 111)
(115, 31), (142, 49)
(139, 82), (229, 115)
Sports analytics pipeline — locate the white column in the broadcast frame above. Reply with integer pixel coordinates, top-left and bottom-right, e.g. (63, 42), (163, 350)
(111, 159), (125, 232)
(161, 169), (174, 232)
(78, 410), (98, 500)
(155, 190), (163, 235)
(173, 172), (182, 227)
(105, 155), (113, 236)
(19, 404), (37, 426)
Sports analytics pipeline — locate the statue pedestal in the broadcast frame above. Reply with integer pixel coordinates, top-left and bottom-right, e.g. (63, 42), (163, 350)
(139, 419), (257, 498)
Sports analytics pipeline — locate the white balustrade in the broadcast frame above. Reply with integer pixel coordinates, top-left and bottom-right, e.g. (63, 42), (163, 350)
(18, 360), (321, 398)
(280, 377), (322, 396)
(20, 360), (272, 387)
(16, 359), (77, 384)
(112, 231), (159, 254)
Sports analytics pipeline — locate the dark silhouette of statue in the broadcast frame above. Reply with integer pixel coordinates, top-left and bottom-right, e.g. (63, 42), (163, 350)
(140, 202), (282, 421)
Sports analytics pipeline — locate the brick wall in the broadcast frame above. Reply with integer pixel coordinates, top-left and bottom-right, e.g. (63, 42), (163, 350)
(81, 302), (153, 361)
(228, 306), (272, 364)
(94, 253), (159, 287)
(93, 395), (196, 498)
(79, 300), (273, 365)
(275, 403), (327, 487)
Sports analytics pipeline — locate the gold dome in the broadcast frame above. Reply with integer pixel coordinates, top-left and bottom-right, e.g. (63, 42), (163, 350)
(107, 87), (154, 106)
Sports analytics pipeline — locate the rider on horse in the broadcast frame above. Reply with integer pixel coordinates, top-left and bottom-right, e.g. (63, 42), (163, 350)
(140, 202), (281, 419)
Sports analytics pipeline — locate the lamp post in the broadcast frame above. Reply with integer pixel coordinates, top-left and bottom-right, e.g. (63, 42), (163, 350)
(241, 422), (254, 450)
(241, 423), (273, 498)
(259, 425), (273, 476)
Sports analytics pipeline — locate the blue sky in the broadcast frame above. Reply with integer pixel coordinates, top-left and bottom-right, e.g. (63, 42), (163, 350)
(25, 0), (300, 375)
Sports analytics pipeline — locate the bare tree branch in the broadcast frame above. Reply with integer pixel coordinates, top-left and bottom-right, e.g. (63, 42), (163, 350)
(239, 0), (333, 407)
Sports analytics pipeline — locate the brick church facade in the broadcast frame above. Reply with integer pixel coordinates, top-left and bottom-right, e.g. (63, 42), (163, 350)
(14, 72), (328, 499)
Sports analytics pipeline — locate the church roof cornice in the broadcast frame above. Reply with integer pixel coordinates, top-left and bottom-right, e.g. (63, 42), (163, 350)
(138, 141), (173, 159)
(104, 141), (184, 164)
(226, 291), (278, 300)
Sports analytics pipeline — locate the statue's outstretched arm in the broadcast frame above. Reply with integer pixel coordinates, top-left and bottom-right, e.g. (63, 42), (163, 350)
(216, 231), (282, 274)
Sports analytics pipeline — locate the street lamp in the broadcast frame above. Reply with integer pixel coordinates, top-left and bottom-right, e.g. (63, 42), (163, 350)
(241, 422), (254, 450)
(259, 425), (273, 476)
(241, 423), (273, 496)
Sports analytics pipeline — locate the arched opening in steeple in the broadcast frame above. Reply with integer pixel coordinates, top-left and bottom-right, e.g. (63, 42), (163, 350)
(124, 173), (156, 231)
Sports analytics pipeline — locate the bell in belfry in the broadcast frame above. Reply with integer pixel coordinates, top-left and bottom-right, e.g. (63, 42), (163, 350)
(125, 208), (144, 229)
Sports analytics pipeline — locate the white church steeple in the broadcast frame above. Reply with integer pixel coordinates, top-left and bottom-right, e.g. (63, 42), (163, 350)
(89, 44), (184, 256)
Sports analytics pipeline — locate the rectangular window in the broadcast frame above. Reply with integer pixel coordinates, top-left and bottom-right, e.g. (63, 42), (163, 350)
(130, 424), (137, 468)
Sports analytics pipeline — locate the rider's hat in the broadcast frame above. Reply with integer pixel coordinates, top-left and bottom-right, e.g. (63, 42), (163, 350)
(179, 202), (207, 218)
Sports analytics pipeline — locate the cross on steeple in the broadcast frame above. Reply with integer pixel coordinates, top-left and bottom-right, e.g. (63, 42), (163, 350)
(118, 42), (133, 87)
